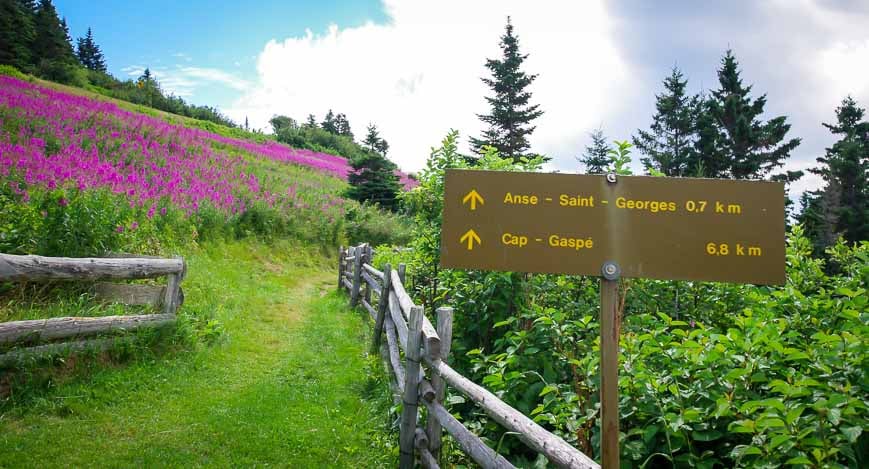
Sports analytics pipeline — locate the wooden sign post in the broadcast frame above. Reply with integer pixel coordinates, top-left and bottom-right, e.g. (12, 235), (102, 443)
(440, 169), (786, 467)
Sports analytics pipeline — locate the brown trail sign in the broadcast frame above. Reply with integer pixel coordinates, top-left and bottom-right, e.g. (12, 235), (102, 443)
(439, 168), (786, 467)
(441, 169), (786, 285)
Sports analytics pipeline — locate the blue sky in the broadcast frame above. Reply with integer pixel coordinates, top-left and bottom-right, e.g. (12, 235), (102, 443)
(52, 1), (869, 198)
(57, 0), (387, 106)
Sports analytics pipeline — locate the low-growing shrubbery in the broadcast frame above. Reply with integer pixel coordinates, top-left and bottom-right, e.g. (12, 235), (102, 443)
(387, 131), (868, 467)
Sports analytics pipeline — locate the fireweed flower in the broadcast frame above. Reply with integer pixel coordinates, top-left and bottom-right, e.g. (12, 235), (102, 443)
(0, 75), (415, 223)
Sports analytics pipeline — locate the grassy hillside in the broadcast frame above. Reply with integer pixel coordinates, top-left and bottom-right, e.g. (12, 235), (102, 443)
(1, 241), (395, 467)
(0, 67), (403, 465)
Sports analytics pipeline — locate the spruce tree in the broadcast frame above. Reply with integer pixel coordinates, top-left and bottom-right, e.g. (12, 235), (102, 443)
(334, 113), (353, 139)
(0, 0), (35, 69)
(806, 96), (869, 246)
(363, 123), (389, 156)
(633, 67), (701, 176)
(321, 109), (337, 134)
(31, 0), (75, 65)
(578, 128), (611, 174)
(695, 50), (801, 179)
(346, 152), (401, 211)
(471, 17), (543, 162)
(304, 114), (317, 128)
(75, 27), (106, 72)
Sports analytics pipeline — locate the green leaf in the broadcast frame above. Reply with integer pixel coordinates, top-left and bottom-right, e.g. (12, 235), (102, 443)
(538, 385), (557, 397)
(784, 349), (810, 361)
(785, 456), (813, 465)
(841, 426), (862, 443)
(731, 445), (762, 458)
(785, 407), (804, 426)
(769, 434), (791, 450)
(692, 430), (723, 442)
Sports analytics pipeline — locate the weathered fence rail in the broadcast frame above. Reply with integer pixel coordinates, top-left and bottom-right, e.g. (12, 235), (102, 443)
(339, 244), (600, 469)
(0, 252), (185, 366)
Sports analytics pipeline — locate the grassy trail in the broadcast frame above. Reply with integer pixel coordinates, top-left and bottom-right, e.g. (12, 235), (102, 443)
(0, 241), (391, 467)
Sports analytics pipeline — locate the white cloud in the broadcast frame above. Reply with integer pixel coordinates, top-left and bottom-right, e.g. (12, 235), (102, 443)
(226, 0), (633, 173)
(120, 64), (252, 98)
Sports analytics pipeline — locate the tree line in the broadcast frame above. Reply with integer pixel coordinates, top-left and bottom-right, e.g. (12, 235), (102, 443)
(269, 111), (402, 212)
(472, 18), (867, 258)
(0, 0), (236, 127)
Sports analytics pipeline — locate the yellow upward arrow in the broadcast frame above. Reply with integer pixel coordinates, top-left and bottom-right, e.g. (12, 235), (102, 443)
(460, 229), (481, 250)
(462, 189), (484, 210)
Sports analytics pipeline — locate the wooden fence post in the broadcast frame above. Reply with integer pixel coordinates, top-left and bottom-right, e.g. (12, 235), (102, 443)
(337, 245), (344, 291)
(371, 263), (392, 354)
(600, 278), (620, 468)
(426, 306), (453, 462)
(398, 263), (407, 285)
(350, 245), (363, 307)
(162, 256), (184, 315)
(363, 245), (373, 306)
(399, 305), (424, 469)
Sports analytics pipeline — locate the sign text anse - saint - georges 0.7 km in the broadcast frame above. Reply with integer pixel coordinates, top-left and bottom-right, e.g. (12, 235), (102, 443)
(440, 169), (786, 285)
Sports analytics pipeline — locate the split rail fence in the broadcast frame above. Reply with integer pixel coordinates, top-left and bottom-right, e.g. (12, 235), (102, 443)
(0, 252), (186, 367)
(339, 244), (599, 469)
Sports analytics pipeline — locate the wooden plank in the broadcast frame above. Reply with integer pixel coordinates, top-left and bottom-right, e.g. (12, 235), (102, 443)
(0, 337), (132, 368)
(384, 316), (406, 388)
(390, 270), (441, 359)
(427, 359), (599, 469)
(371, 264), (392, 354)
(0, 253), (183, 282)
(342, 278), (353, 291)
(363, 263), (384, 280)
(337, 245), (345, 291)
(361, 299), (376, 320)
(427, 307), (454, 460)
(415, 427), (430, 450)
(0, 313), (175, 345)
(399, 305), (424, 469)
(419, 446), (439, 469)
(94, 282), (165, 306)
(350, 247), (363, 307)
(421, 390), (515, 469)
(600, 278), (620, 469)
(388, 290), (409, 351)
(362, 272), (382, 296)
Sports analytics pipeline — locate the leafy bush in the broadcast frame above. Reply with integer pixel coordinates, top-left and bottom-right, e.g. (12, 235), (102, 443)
(395, 131), (868, 467)
(344, 202), (412, 247)
(0, 64), (28, 80)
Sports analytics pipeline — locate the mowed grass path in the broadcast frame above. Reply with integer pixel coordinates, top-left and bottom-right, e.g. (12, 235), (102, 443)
(0, 241), (391, 467)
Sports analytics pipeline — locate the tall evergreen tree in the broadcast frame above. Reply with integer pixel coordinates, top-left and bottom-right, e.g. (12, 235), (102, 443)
(321, 109), (337, 134)
(304, 113), (317, 128)
(695, 50), (801, 179)
(75, 27), (106, 72)
(470, 17), (543, 162)
(31, 0), (75, 65)
(346, 152), (401, 211)
(0, 0), (35, 69)
(363, 123), (389, 156)
(633, 67), (701, 176)
(803, 96), (869, 246)
(578, 128), (611, 174)
(334, 113), (353, 139)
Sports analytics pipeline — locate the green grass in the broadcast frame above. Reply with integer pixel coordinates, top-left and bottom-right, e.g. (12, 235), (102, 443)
(0, 240), (395, 467)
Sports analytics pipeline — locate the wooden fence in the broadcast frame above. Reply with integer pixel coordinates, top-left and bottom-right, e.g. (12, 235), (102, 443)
(339, 244), (600, 469)
(0, 252), (186, 366)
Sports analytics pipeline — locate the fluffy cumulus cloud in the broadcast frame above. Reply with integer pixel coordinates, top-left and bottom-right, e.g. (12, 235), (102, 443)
(226, 0), (632, 173)
(228, 0), (869, 199)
